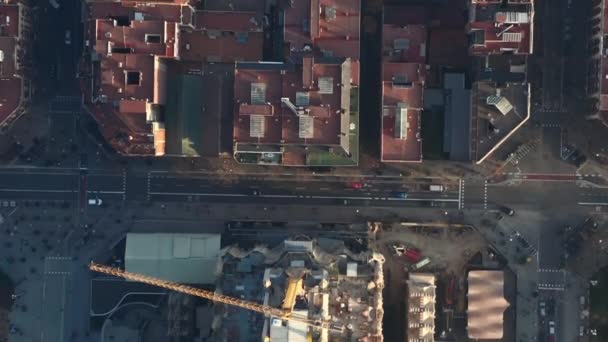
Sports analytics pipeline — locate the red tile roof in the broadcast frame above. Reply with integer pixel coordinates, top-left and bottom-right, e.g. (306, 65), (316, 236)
(0, 3), (23, 124)
(85, 0), (268, 155)
(192, 10), (263, 32)
(0, 36), (16, 77)
(382, 24), (427, 64)
(0, 4), (19, 37)
(283, 0), (361, 59)
(0, 78), (21, 123)
(468, 2), (532, 55)
(381, 63), (425, 162)
(379, 5), (428, 162)
(234, 59), (355, 147)
(177, 30), (263, 63)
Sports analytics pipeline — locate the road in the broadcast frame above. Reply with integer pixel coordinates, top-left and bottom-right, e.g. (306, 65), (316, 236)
(0, 167), (604, 213)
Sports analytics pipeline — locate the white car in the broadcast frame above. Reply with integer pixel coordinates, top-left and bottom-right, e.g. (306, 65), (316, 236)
(539, 301), (546, 316)
(88, 198), (102, 206)
(64, 30), (71, 45)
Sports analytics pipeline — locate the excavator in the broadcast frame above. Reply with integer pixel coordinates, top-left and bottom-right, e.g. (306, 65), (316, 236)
(89, 262), (344, 333)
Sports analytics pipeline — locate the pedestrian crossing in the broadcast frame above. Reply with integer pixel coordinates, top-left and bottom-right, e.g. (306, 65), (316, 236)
(505, 139), (539, 166)
(538, 268), (566, 291)
(48, 96), (81, 114)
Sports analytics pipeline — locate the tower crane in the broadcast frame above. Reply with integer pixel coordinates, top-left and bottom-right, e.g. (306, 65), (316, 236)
(89, 262), (343, 332)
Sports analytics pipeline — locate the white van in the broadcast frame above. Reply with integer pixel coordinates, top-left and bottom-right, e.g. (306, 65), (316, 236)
(429, 185), (444, 192)
(88, 198), (102, 206)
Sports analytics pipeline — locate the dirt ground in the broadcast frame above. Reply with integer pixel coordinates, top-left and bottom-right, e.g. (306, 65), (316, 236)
(372, 223), (491, 342)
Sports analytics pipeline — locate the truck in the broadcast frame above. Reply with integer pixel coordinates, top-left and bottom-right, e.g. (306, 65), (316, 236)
(404, 247), (422, 263)
(429, 185), (444, 192)
(445, 276), (456, 305)
(412, 257), (431, 270)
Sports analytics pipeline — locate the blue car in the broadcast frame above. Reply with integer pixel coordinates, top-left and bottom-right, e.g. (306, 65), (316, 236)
(392, 191), (408, 199)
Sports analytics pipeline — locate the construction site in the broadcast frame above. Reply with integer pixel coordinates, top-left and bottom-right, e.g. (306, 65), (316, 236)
(90, 233), (385, 342)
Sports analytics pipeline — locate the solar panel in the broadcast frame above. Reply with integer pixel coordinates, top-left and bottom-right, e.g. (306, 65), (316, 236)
(235, 32), (249, 44)
(298, 115), (314, 139)
(502, 32), (523, 42)
(393, 75), (412, 88)
(486, 96), (513, 115)
(324, 6), (337, 21)
(249, 115), (265, 138)
(318, 77), (334, 94)
(296, 92), (310, 106)
(395, 105), (409, 140)
(251, 83), (266, 104)
(394, 38), (410, 51)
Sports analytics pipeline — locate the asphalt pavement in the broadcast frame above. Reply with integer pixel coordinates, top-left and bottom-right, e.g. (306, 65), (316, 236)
(0, 167), (605, 214)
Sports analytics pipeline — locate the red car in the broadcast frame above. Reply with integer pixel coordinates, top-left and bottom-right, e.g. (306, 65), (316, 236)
(349, 182), (365, 189)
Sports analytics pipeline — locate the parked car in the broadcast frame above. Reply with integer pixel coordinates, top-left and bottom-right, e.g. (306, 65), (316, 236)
(498, 205), (514, 216)
(540, 301), (546, 316)
(65, 30), (71, 45)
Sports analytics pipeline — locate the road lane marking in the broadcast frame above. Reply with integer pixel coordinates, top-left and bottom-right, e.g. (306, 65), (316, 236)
(458, 179), (463, 210)
(146, 172), (151, 201)
(483, 180), (488, 210)
(0, 189), (75, 193)
(86, 191), (124, 194)
(122, 170), (127, 201)
(149, 192), (249, 197)
(148, 192), (459, 202)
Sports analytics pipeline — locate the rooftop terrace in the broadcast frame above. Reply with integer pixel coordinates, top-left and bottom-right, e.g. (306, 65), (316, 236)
(468, 1), (533, 55)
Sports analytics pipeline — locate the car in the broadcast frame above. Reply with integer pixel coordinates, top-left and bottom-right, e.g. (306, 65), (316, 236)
(391, 191), (408, 199)
(498, 206), (514, 216)
(88, 198), (102, 206)
(539, 301), (546, 316)
(349, 182), (365, 189)
(64, 30), (71, 45)
(549, 321), (555, 335)
(251, 190), (261, 196)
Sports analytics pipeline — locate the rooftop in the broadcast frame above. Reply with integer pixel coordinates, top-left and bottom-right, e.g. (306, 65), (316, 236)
(382, 24), (427, 64)
(380, 6), (427, 163)
(467, 270), (510, 340)
(381, 63), (425, 162)
(233, 58), (359, 166)
(283, 0), (361, 59)
(0, 2), (23, 125)
(177, 29), (264, 63)
(84, 0), (266, 156)
(125, 233), (221, 284)
(471, 81), (530, 163)
(407, 273), (436, 342)
(468, 1), (533, 55)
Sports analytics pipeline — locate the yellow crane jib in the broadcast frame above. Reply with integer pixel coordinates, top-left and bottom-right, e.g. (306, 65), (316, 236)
(88, 262), (343, 332)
